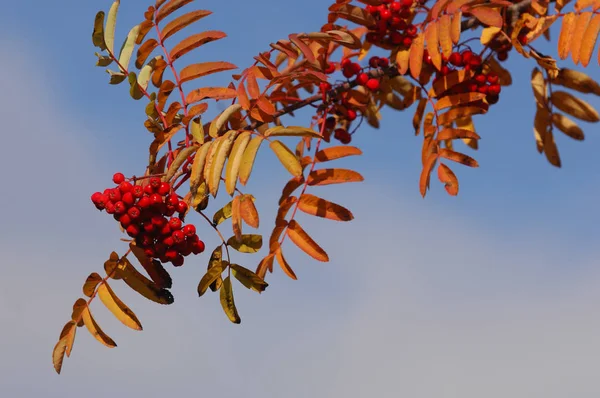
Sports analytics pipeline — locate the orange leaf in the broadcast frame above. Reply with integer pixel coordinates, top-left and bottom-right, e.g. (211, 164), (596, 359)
(297, 194), (354, 222)
(570, 12), (593, 64)
(246, 69), (260, 99)
(468, 7), (503, 28)
(179, 62), (237, 84)
(155, 0), (194, 24)
(286, 220), (329, 262)
(279, 176), (305, 205)
(237, 81), (250, 110)
(419, 154), (438, 197)
(161, 10), (212, 41)
(256, 254), (275, 279)
(580, 14), (600, 66)
(186, 87), (237, 104)
(315, 146), (362, 162)
(436, 128), (481, 140)
(409, 34), (424, 80)
(425, 22), (442, 70)
(396, 49), (410, 75)
(438, 15), (453, 58)
(429, 69), (474, 97)
(451, 11), (462, 44)
(437, 105), (487, 126)
(306, 168), (364, 186)
(240, 194), (260, 228)
(170, 31), (227, 61)
(135, 39), (158, 69)
(437, 163), (459, 195)
(275, 247), (297, 280)
(438, 148), (479, 167)
(434, 92), (487, 111)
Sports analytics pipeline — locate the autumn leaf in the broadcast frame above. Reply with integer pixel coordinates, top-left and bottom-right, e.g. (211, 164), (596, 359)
(231, 264), (268, 293)
(270, 140), (303, 177)
(81, 304), (117, 348)
(227, 234), (263, 253)
(437, 163), (459, 195)
(220, 276), (241, 324)
(286, 220), (329, 262)
(198, 260), (227, 297)
(550, 91), (600, 122)
(98, 282), (143, 331)
(82, 273), (102, 297)
(297, 194), (354, 222)
(275, 247), (297, 280)
(306, 168), (364, 186)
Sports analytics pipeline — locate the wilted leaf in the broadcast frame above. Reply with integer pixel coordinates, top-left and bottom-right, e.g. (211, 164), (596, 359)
(81, 304), (117, 348)
(92, 11), (107, 50)
(438, 105), (487, 126)
(256, 253), (275, 279)
(286, 220), (329, 262)
(434, 92), (486, 111)
(419, 154), (438, 197)
(213, 200), (233, 226)
(550, 91), (600, 122)
(552, 113), (585, 140)
(438, 148), (479, 167)
(227, 234), (263, 253)
(98, 282), (143, 331)
(551, 68), (600, 95)
(437, 163), (459, 196)
(231, 264), (268, 293)
(186, 86), (237, 104)
(220, 276), (241, 324)
(437, 128), (481, 141)
(129, 242), (172, 289)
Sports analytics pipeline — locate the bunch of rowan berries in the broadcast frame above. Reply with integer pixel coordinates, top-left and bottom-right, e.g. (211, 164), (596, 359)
(91, 173), (205, 267)
(426, 49), (502, 105)
(364, 0), (417, 47)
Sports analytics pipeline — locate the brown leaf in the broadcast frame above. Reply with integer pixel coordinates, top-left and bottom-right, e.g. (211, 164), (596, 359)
(413, 98), (428, 135)
(306, 168), (364, 186)
(231, 264), (269, 293)
(437, 163), (459, 196)
(82, 273), (102, 297)
(116, 258), (174, 305)
(286, 220), (329, 262)
(297, 194), (354, 222)
(135, 39), (158, 69)
(396, 49), (409, 75)
(531, 67), (547, 107)
(430, 69), (474, 98)
(552, 113), (585, 140)
(231, 195), (242, 242)
(437, 128), (481, 140)
(129, 242), (172, 289)
(551, 68), (600, 95)
(438, 105), (487, 126)
(550, 91), (600, 122)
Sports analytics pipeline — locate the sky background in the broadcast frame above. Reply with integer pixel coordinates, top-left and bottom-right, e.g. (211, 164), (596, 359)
(1, 1), (600, 397)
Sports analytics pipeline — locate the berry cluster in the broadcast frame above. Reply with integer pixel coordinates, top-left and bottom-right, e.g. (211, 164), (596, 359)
(426, 49), (502, 104)
(91, 173), (205, 267)
(365, 0), (417, 47)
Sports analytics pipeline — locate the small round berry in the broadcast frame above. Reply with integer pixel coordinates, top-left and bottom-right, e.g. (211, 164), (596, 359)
(468, 83), (479, 92)
(319, 82), (332, 92)
(341, 58), (352, 68)
(475, 74), (487, 85)
(325, 116), (337, 129)
(487, 84), (501, 96)
(114, 201), (127, 215)
(164, 206), (176, 217)
(448, 52), (463, 66)
(128, 206), (141, 219)
(91, 192), (103, 204)
(150, 193), (163, 205)
(105, 201), (116, 214)
(406, 25), (417, 37)
(149, 177), (161, 190)
(172, 254), (185, 267)
(108, 188), (121, 202)
(165, 249), (178, 262)
(138, 196), (152, 209)
(497, 51), (508, 62)
(192, 240), (206, 254)
(390, 1), (402, 13)
(402, 37), (413, 47)
(369, 56), (380, 68)
(477, 85), (488, 94)
(461, 50), (473, 65)
(334, 128), (347, 140)
(324, 63), (336, 74)
(346, 109), (357, 121)
(401, 0), (413, 6)
(160, 224), (172, 236)
(143, 222), (156, 234)
(119, 214), (132, 228)
(126, 224), (140, 237)
(378, 57), (389, 68)
(390, 31), (403, 44)
(342, 67), (355, 78)
(356, 72), (370, 86)
(132, 185), (144, 198)
(172, 230), (185, 244)
(366, 78), (380, 91)
(486, 94), (499, 104)
(380, 8), (392, 20)
(144, 184), (154, 195)
(137, 234), (153, 247)
(157, 182), (171, 196)
(122, 192), (135, 206)
(182, 224), (196, 237)
(113, 173), (125, 184)
(166, 195), (179, 206)
(176, 201), (188, 214)
(119, 181), (133, 194)
(340, 132), (352, 144)
(469, 54), (482, 67)
(487, 73), (499, 84)
(151, 215), (167, 227)
(169, 217), (183, 231)
(162, 236), (175, 247)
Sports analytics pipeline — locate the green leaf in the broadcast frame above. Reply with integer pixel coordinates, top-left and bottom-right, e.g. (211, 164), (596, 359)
(92, 11), (107, 50)
(231, 264), (268, 293)
(128, 72), (144, 99)
(227, 234), (262, 253)
(118, 24), (140, 71)
(197, 260), (227, 297)
(264, 126), (322, 138)
(220, 276), (241, 324)
(104, 0), (120, 54)
(213, 200), (233, 225)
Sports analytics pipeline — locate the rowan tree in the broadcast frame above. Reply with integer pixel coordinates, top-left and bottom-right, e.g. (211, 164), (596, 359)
(52, 0), (600, 374)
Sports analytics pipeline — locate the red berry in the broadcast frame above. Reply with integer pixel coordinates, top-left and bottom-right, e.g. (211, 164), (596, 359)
(487, 84), (501, 95)
(324, 63), (336, 74)
(448, 52), (463, 66)
(105, 201), (116, 214)
(165, 249), (178, 262)
(340, 133), (352, 144)
(165, 205), (176, 217)
(341, 58), (352, 68)
(487, 73), (499, 84)
(143, 222), (156, 234)
(475, 74), (487, 85)
(192, 240), (206, 254)
(378, 57), (389, 68)
(119, 182), (133, 194)
(169, 217), (182, 230)
(172, 230), (185, 244)
(406, 25), (417, 37)
(122, 192), (135, 206)
(127, 206), (141, 219)
(342, 66), (355, 78)
(366, 78), (380, 91)
(163, 236), (175, 247)
(402, 37), (413, 47)
(151, 215), (167, 227)
(518, 33), (528, 45)
(477, 85), (488, 94)
(150, 193), (163, 205)
(166, 195), (179, 206)
(357, 73), (370, 86)
(319, 82), (332, 92)
(112, 173), (125, 184)
(380, 8), (392, 20)
(469, 54), (482, 68)
(108, 188), (121, 202)
(119, 214), (132, 228)
(172, 254), (185, 267)
(126, 224), (140, 237)
(334, 128), (347, 140)
(114, 201), (127, 215)
(91, 192), (103, 205)
(351, 63), (362, 74)
(176, 201), (188, 214)
(346, 109), (357, 121)
(390, 31), (403, 44)
(132, 185), (144, 198)
(390, 1), (402, 13)
(401, 0), (413, 6)
(157, 182), (171, 196)
(182, 224), (196, 237)
(391, 17), (407, 30)
(486, 94), (499, 104)
(325, 116), (337, 129)
(440, 65), (451, 76)
(369, 56), (380, 68)
(149, 177), (161, 190)
(461, 50), (473, 65)
(497, 51), (508, 62)
(138, 196), (151, 209)
(143, 184), (154, 195)
(366, 4), (378, 15)
(365, 32), (381, 44)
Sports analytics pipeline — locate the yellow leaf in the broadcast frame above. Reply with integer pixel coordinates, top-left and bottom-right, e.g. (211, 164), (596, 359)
(59, 320), (77, 357)
(52, 336), (68, 374)
(552, 113), (585, 140)
(438, 15), (453, 58)
(209, 105), (242, 138)
(209, 130), (238, 197)
(227, 234), (263, 253)
(396, 49), (409, 75)
(231, 264), (269, 293)
(425, 22), (441, 71)
(231, 195), (242, 242)
(297, 194), (354, 222)
(286, 220), (329, 262)
(434, 92), (487, 111)
(81, 304), (117, 348)
(197, 260), (226, 297)
(270, 140), (303, 177)
(256, 253), (275, 279)
(264, 126), (322, 138)
(225, 131), (251, 195)
(240, 194), (259, 228)
(437, 163), (459, 196)
(533, 106), (550, 153)
(190, 141), (213, 202)
(558, 12), (576, 60)
(220, 276), (241, 324)
(455, 116), (479, 149)
(118, 25), (141, 71)
(306, 168), (364, 186)
(239, 136), (263, 185)
(409, 33), (424, 80)
(451, 11), (462, 44)
(526, 15), (558, 44)
(480, 27), (501, 45)
(116, 258), (174, 304)
(166, 145), (198, 182)
(92, 11), (107, 50)
(275, 247), (297, 280)
(97, 282), (143, 331)
(550, 91), (600, 122)
(314, 146), (362, 162)
(531, 67), (547, 107)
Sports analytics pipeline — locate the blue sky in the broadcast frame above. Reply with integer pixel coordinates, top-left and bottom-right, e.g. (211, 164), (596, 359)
(1, 1), (600, 397)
